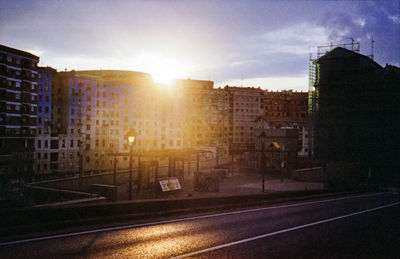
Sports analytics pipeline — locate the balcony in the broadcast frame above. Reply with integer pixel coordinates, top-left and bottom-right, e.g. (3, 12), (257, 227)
(21, 96), (37, 104)
(21, 83), (36, 93)
(22, 59), (37, 70)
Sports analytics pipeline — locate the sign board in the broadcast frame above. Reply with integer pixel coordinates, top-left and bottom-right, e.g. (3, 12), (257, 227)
(158, 177), (181, 192)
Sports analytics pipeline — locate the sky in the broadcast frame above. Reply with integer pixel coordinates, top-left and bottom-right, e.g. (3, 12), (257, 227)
(1, 0), (399, 91)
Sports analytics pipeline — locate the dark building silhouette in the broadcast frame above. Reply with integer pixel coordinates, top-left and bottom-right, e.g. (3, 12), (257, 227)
(310, 47), (400, 183)
(0, 45), (39, 196)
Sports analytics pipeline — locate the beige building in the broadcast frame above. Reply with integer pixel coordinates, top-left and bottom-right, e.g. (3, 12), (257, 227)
(224, 86), (265, 147)
(52, 71), (151, 173)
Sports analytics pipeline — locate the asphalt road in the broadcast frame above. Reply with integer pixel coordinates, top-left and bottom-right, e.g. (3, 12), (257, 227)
(1, 192), (399, 258)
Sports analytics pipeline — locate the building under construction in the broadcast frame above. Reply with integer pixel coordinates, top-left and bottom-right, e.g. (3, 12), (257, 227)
(308, 43), (400, 183)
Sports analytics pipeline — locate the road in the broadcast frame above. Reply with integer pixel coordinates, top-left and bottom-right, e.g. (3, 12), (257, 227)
(1, 192), (399, 258)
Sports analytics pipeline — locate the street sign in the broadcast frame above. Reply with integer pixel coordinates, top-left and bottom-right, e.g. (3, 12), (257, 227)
(158, 177), (181, 192)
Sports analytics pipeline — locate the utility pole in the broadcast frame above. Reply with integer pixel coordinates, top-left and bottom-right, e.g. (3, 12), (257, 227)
(78, 151), (83, 191)
(113, 157), (117, 185)
(370, 37), (375, 60)
(78, 139), (83, 191)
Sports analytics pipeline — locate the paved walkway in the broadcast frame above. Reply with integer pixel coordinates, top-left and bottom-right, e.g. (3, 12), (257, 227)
(181, 172), (325, 198)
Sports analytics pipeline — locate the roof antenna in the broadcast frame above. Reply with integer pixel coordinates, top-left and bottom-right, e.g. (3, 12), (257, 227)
(370, 36), (375, 60)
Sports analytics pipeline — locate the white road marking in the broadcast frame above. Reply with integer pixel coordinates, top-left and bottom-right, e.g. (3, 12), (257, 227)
(172, 202), (400, 259)
(0, 192), (390, 246)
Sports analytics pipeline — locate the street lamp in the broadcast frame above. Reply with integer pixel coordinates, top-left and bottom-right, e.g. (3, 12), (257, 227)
(127, 127), (137, 200)
(259, 131), (267, 193)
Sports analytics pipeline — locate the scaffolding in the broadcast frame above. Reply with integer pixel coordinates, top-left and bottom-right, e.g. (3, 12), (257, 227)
(308, 41), (360, 158)
(316, 40), (360, 58)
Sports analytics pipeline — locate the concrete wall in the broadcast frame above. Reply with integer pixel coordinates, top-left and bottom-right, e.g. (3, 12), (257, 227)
(292, 167), (323, 182)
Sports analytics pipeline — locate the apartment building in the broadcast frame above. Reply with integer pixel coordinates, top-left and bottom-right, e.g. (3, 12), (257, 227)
(263, 90), (308, 156)
(0, 45), (39, 192)
(35, 66), (56, 175)
(52, 71), (140, 172)
(310, 47), (400, 182)
(224, 86), (264, 148)
(176, 79), (216, 146)
(264, 90), (308, 125)
(131, 83), (184, 152)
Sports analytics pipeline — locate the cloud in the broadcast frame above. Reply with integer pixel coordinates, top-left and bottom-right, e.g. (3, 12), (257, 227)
(316, 1), (400, 66)
(255, 23), (330, 55)
(388, 15), (400, 24)
(1, 0), (398, 90)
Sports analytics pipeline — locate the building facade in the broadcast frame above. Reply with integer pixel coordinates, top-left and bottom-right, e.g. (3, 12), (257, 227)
(309, 47), (400, 183)
(224, 86), (264, 149)
(0, 45), (39, 195)
(36, 66), (56, 175)
(263, 90), (308, 156)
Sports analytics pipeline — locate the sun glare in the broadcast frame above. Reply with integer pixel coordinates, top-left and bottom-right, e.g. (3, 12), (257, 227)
(133, 52), (187, 85)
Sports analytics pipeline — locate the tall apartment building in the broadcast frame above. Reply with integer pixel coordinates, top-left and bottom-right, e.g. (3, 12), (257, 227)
(51, 70), (189, 173)
(175, 79), (222, 147)
(309, 47), (400, 182)
(224, 86), (264, 148)
(52, 71), (141, 173)
(0, 45), (39, 192)
(36, 66), (56, 175)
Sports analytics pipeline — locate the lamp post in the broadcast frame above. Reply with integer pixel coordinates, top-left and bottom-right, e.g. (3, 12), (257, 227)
(127, 128), (136, 200)
(259, 131), (267, 193)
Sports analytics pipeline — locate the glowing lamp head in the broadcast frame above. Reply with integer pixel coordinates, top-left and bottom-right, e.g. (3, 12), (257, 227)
(126, 128), (137, 145)
(128, 136), (135, 144)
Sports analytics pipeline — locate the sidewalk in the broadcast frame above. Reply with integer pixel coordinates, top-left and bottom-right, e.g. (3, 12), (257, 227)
(181, 171), (325, 198)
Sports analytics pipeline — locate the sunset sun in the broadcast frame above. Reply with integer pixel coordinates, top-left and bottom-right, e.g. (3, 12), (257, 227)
(133, 52), (187, 84)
